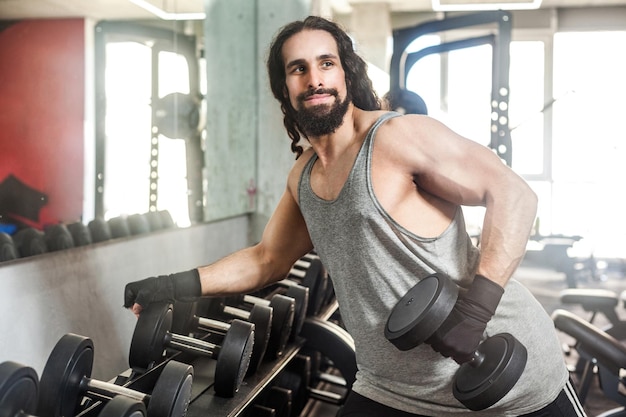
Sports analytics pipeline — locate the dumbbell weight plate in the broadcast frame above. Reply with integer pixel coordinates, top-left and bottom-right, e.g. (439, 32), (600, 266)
(99, 395), (146, 417)
(265, 295), (295, 359)
(299, 258), (325, 316)
(147, 360), (194, 417)
(0, 361), (39, 417)
(132, 301), (252, 398)
(453, 333), (527, 411)
(214, 319), (254, 397)
(37, 333), (95, 417)
(202, 299), (271, 375)
(385, 274), (458, 351)
(129, 302), (173, 370)
(275, 354), (310, 416)
(184, 299), (271, 377)
(246, 305), (272, 375)
(171, 301), (197, 335)
(285, 285), (309, 341)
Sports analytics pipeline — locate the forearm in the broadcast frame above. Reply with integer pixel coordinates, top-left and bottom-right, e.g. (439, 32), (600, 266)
(197, 244), (292, 297)
(476, 177), (537, 287)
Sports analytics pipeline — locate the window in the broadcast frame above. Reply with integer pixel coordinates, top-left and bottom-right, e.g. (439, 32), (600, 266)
(549, 31), (626, 257)
(95, 22), (201, 227)
(509, 40), (545, 176)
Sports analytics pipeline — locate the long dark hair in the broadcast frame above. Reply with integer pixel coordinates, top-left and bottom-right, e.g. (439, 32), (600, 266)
(267, 16), (381, 158)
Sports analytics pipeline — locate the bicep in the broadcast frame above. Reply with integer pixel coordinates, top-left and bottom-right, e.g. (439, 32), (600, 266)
(257, 188), (314, 278)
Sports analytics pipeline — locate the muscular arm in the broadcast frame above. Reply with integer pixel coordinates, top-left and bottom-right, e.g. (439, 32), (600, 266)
(124, 157), (314, 316)
(197, 188), (314, 296)
(395, 115), (537, 287)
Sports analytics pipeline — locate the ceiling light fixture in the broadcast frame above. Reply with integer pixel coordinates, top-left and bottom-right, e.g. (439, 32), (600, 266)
(128, 0), (206, 20)
(431, 0), (541, 11)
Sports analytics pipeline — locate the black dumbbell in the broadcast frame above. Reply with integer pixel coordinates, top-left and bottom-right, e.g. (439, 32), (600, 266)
(247, 405), (276, 417)
(288, 255), (327, 316)
(66, 221), (93, 246)
(274, 354), (311, 416)
(36, 333), (193, 417)
(88, 217), (112, 243)
(99, 395), (147, 416)
(108, 216), (131, 238)
(193, 299), (272, 375)
(13, 228), (47, 257)
(259, 283), (309, 342)
(129, 301), (254, 397)
(158, 210), (175, 228)
(385, 274), (527, 411)
(0, 361), (149, 417)
(127, 213), (150, 235)
(44, 224), (75, 251)
(225, 293), (295, 360)
(0, 232), (18, 262)
(259, 386), (292, 417)
(0, 361), (39, 417)
(145, 211), (164, 232)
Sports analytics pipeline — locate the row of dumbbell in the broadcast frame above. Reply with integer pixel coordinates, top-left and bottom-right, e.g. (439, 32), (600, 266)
(246, 347), (352, 417)
(252, 252), (335, 320)
(126, 252), (333, 398)
(0, 252), (332, 416)
(0, 331), (348, 417)
(0, 210), (175, 261)
(0, 333), (194, 417)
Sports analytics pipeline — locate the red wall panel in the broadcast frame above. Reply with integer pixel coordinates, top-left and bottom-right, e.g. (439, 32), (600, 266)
(0, 19), (85, 229)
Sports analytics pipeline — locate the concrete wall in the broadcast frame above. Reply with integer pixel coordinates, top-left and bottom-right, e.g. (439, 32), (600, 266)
(0, 216), (248, 380)
(202, 0), (311, 242)
(251, 0), (312, 242)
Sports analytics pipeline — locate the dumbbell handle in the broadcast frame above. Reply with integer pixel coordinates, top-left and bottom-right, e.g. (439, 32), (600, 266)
(288, 268), (306, 279)
(466, 350), (486, 368)
(308, 387), (343, 405)
(223, 305), (251, 321)
(243, 294), (270, 307)
(197, 315), (232, 333)
(317, 372), (347, 387)
(165, 332), (219, 358)
(80, 376), (148, 403)
(278, 278), (299, 287)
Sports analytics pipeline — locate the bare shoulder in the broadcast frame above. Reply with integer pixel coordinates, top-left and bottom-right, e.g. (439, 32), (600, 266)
(380, 113), (449, 144)
(286, 147), (316, 202)
(374, 114), (445, 168)
(376, 113), (493, 173)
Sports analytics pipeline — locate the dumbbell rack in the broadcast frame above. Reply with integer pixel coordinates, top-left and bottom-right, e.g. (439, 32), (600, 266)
(186, 338), (305, 416)
(76, 299), (339, 417)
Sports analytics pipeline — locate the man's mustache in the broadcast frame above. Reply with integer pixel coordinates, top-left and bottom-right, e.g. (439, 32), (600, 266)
(297, 88), (339, 102)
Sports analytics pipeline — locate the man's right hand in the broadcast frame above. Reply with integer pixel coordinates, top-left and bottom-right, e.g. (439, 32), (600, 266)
(123, 269), (202, 316)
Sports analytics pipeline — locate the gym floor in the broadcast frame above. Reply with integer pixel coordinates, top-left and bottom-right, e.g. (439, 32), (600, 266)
(514, 260), (626, 416)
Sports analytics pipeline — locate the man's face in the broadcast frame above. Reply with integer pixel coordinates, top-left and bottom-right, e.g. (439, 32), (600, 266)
(282, 29), (350, 137)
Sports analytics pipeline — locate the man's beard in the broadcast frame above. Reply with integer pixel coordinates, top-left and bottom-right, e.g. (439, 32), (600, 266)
(294, 88), (351, 138)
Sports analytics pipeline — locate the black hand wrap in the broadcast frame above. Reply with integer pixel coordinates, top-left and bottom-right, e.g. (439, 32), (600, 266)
(123, 269), (202, 308)
(427, 275), (504, 364)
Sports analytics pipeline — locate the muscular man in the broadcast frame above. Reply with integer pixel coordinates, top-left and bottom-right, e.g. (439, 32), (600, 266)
(124, 16), (584, 416)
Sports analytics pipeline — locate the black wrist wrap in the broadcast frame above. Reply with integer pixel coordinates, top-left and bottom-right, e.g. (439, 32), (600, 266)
(172, 269), (202, 301)
(460, 274), (504, 321)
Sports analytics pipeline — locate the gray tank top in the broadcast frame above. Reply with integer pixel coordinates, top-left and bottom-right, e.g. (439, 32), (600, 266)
(298, 112), (568, 416)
